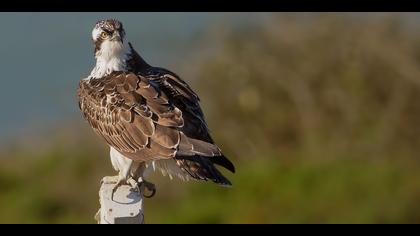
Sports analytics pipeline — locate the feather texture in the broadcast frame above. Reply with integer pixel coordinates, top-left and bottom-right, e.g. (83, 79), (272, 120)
(78, 46), (235, 185)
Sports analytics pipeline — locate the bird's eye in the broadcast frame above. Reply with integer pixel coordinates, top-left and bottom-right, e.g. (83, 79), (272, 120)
(100, 31), (109, 38)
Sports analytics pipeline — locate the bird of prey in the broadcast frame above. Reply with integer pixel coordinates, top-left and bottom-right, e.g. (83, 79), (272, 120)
(77, 19), (235, 199)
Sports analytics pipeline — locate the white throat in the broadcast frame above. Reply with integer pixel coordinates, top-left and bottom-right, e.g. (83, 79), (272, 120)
(89, 40), (130, 79)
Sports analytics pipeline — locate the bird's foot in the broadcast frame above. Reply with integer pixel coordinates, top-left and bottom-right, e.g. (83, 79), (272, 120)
(127, 178), (141, 196)
(110, 177), (150, 200)
(102, 176), (156, 200)
(101, 175), (128, 201)
(110, 177), (128, 201)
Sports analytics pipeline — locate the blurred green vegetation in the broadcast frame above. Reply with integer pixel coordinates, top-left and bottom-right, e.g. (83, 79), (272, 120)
(2, 13), (420, 223)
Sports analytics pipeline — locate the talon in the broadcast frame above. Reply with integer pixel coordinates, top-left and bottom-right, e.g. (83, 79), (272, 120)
(111, 185), (118, 201)
(143, 188), (156, 198)
(111, 179), (125, 201)
(143, 182), (156, 198)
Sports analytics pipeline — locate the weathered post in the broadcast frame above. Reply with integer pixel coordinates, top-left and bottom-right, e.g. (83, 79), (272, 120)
(96, 181), (144, 224)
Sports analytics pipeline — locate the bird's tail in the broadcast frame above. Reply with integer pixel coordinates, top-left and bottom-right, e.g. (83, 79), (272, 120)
(175, 155), (234, 186)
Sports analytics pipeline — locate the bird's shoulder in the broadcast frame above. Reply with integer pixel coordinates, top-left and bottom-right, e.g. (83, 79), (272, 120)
(139, 66), (201, 102)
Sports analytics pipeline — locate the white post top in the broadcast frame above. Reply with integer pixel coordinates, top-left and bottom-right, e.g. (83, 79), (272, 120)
(96, 180), (144, 224)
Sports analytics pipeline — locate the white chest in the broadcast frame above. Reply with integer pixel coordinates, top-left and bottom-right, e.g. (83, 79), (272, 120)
(90, 40), (130, 78)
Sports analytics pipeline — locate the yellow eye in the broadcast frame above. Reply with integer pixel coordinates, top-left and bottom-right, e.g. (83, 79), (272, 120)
(100, 31), (109, 38)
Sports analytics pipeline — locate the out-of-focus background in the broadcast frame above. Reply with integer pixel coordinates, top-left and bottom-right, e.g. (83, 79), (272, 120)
(1, 12), (420, 223)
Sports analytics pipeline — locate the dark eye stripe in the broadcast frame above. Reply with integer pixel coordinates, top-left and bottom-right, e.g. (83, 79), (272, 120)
(103, 29), (112, 34)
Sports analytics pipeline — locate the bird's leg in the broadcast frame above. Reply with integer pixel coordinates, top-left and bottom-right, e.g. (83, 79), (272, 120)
(133, 162), (157, 198)
(110, 159), (134, 201)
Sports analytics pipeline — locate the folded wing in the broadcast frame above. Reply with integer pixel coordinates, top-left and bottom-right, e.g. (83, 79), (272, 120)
(78, 70), (235, 184)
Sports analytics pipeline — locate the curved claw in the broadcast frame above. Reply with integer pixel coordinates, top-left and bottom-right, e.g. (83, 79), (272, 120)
(142, 181), (156, 198)
(111, 183), (122, 201)
(143, 187), (156, 198)
(110, 176), (129, 201)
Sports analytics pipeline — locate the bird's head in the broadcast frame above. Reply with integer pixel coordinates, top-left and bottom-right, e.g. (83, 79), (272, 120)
(91, 19), (128, 59)
(89, 19), (132, 78)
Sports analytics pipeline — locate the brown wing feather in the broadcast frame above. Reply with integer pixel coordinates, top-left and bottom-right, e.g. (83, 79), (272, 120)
(145, 69), (235, 175)
(78, 72), (181, 162)
(149, 70), (212, 142)
(78, 69), (235, 180)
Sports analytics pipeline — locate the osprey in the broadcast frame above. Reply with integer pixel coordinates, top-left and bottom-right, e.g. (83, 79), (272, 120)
(77, 19), (235, 199)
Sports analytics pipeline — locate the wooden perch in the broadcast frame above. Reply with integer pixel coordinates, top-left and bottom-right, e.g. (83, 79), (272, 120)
(96, 179), (144, 224)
